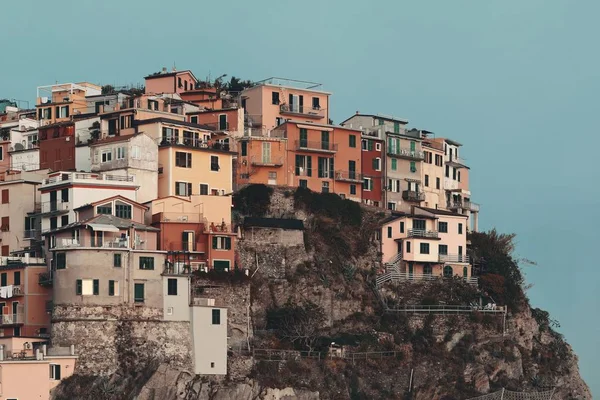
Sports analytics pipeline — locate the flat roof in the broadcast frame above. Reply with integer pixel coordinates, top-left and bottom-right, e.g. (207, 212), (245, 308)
(340, 113), (409, 126)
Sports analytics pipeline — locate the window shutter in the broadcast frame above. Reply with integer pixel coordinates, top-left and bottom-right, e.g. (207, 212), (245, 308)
(368, 140), (373, 151)
(225, 237), (232, 250)
(109, 281), (114, 296)
(307, 156), (312, 177)
(65, 107), (69, 118)
(329, 158), (334, 178)
(55, 365), (61, 380)
(76, 279), (82, 295)
(318, 157), (323, 178)
(187, 183), (192, 196)
(295, 155), (301, 175)
(93, 279), (99, 295)
(212, 236), (218, 249)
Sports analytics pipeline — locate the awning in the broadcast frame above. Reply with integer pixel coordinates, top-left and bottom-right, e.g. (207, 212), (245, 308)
(296, 123), (333, 132)
(404, 178), (421, 183)
(87, 223), (120, 233)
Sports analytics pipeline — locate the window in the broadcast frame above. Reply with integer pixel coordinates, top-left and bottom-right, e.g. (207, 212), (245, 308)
(139, 257), (155, 270)
(413, 219), (426, 230)
(212, 309), (221, 325)
(410, 161), (416, 173)
(312, 97), (320, 109)
(56, 105), (69, 119)
(317, 157), (333, 178)
(322, 181), (329, 193)
(436, 177), (440, 189)
(115, 204), (132, 219)
(218, 114), (228, 130)
(61, 188), (69, 202)
(0, 273), (6, 286)
(199, 184), (209, 195)
(120, 115), (132, 129)
(212, 236), (232, 250)
(184, 80), (188, 91)
(299, 179), (307, 188)
(210, 155), (219, 171)
(378, 118), (384, 125)
(350, 184), (356, 195)
(61, 215), (69, 226)
(458, 171), (461, 182)
(161, 127), (179, 142)
(458, 223), (463, 234)
(175, 182), (192, 196)
(438, 222), (448, 233)
(131, 146), (141, 160)
(109, 280), (119, 296)
(116, 147), (126, 160)
(175, 151), (192, 168)
(1, 189), (8, 204)
(372, 157), (381, 171)
(439, 244), (448, 255)
(50, 217), (57, 230)
(75, 279), (97, 296)
(388, 179), (400, 193)
(453, 167), (457, 180)
(362, 140), (367, 151)
(363, 177), (372, 191)
(134, 283), (145, 303)
(349, 135), (356, 148)
(56, 252), (66, 269)
(241, 141), (247, 156)
(387, 202), (396, 211)
(101, 150), (112, 163)
(400, 222), (405, 233)
(387, 226), (392, 238)
(435, 154), (443, 167)
(261, 142), (271, 163)
(114, 254), (122, 267)
(445, 165), (450, 178)
(276, 117), (284, 126)
(93, 279), (99, 295)
(1, 216), (9, 231)
(14, 271), (20, 285)
(178, 77), (182, 88)
(375, 142), (381, 151)
(167, 278), (178, 296)
(295, 154), (312, 176)
(268, 171), (277, 181)
(50, 364), (61, 380)
(425, 175), (429, 187)
(321, 131), (330, 150)
(443, 265), (453, 277)
(424, 265), (432, 275)
(420, 243), (430, 254)
(299, 128), (308, 147)
(391, 159), (397, 171)
(97, 204), (112, 215)
(272, 92), (280, 105)
(406, 241), (411, 253)
(190, 116), (198, 124)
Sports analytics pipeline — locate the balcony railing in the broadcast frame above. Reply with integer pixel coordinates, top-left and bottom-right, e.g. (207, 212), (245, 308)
(206, 222), (234, 234)
(407, 229), (439, 239)
(448, 200), (480, 212)
(334, 170), (363, 183)
(24, 230), (41, 240)
(43, 172), (134, 185)
(39, 272), (53, 287)
(158, 137), (232, 152)
(202, 121), (230, 131)
(387, 148), (424, 160)
(402, 190), (425, 202)
(164, 241), (200, 252)
(466, 201), (480, 212)
(443, 178), (459, 191)
(152, 213), (205, 224)
(439, 254), (470, 263)
(280, 104), (325, 119)
(0, 313), (24, 325)
(54, 237), (146, 250)
(10, 285), (24, 296)
(251, 156), (284, 167)
(295, 140), (338, 152)
(36, 201), (70, 214)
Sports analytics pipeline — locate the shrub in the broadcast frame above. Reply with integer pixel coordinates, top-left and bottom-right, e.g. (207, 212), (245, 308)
(233, 184), (273, 217)
(293, 187), (362, 226)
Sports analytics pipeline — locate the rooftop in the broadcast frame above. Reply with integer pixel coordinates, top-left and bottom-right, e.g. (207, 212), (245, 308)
(41, 172), (137, 187)
(44, 214), (159, 235)
(250, 77), (330, 94)
(340, 113), (409, 126)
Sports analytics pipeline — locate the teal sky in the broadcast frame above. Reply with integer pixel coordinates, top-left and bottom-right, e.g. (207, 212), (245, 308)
(2, 0), (598, 393)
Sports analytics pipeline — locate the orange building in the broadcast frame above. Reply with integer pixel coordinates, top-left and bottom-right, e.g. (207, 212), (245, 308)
(238, 121), (362, 201)
(36, 82), (101, 125)
(0, 255), (51, 338)
(144, 69), (199, 95)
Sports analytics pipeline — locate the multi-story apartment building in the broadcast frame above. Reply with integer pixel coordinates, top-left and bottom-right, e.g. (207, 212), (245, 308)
(360, 131), (385, 207)
(433, 138), (480, 231)
(0, 255), (51, 338)
(131, 118), (234, 198)
(47, 198), (166, 309)
(237, 132), (288, 187)
(186, 107), (244, 137)
(241, 78), (330, 133)
(34, 171), (139, 240)
(147, 195), (236, 271)
(36, 82), (101, 125)
(380, 206), (473, 282)
(89, 133), (158, 203)
(421, 134), (446, 209)
(0, 170), (47, 256)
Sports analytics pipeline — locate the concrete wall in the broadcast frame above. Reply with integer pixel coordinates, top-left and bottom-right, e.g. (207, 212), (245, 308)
(0, 178), (42, 254)
(0, 360), (51, 399)
(163, 276), (190, 321)
(51, 305), (192, 376)
(10, 148), (40, 171)
(190, 306), (227, 375)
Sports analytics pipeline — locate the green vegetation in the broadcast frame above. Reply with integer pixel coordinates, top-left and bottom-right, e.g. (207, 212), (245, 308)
(293, 187), (362, 226)
(232, 184), (273, 217)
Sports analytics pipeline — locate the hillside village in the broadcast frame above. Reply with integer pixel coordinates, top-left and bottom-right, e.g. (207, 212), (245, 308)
(0, 70), (589, 399)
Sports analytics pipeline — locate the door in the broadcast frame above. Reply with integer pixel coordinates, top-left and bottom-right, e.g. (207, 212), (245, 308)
(299, 95), (304, 113)
(397, 241), (402, 255)
(214, 260), (230, 272)
(218, 114), (227, 130)
(349, 160), (356, 180)
(299, 129), (308, 147)
(50, 191), (57, 211)
(12, 302), (18, 323)
(321, 131), (330, 150)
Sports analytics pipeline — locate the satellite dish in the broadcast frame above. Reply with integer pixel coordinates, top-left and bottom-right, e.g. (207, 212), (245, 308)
(14, 143), (24, 151)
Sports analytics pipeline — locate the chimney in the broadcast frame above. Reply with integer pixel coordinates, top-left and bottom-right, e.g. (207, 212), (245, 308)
(0, 345), (4, 361)
(36, 348), (42, 360)
(70, 344), (75, 356)
(42, 344), (47, 356)
(355, 110), (359, 115)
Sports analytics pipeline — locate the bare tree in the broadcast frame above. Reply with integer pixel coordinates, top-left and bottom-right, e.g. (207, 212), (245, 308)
(267, 301), (325, 354)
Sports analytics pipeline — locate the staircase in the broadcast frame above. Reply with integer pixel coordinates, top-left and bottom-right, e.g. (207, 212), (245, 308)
(376, 253), (402, 287)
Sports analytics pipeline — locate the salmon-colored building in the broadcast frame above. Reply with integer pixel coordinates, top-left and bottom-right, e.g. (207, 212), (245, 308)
(0, 255), (51, 338)
(241, 78), (330, 133)
(145, 69), (199, 95)
(36, 82), (101, 125)
(360, 132), (385, 207)
(180, 87), (223, 109)
(146, 195), (237, 271)
(187, 107), (244, 135)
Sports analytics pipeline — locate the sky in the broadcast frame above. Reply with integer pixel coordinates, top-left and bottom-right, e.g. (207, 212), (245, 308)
(2, 0), (598, 393)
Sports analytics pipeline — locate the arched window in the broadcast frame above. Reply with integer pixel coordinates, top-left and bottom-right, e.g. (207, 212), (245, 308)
(423, 265), (432, 275)
(443, 265), (453, 277)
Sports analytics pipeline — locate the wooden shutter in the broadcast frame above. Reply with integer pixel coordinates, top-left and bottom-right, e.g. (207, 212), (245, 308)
(318, 157), (324, 178)
(306, 156), (312, 177)
(93, 279), (99, 295)
(329, 158), (334, 178)
(76, 280), (82, 295)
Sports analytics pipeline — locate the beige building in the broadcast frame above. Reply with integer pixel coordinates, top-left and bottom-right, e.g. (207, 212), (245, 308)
(191, 298), (227, 375)
(421, 136), (446, 209)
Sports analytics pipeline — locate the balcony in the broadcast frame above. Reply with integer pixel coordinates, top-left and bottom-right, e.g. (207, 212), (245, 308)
(10, 285), (24, 297)
(152, 212), (205, 224)
(334, 170), (363, 183)
(251, 156), (284, 167)
(163, 241), (202, 252)
(407, 229), (439, 239)
(387, 148), (424, 160)
(35, 201), (70, 215)
(39, 272), (53, 287)
(24, 230), (42, 240)
(280, 104), (325, 119)
(206, 222), (234, 234)
(0, 313), (24, 325)
(439, 254), (470, 263)
(295, 140), (338, 153)
(158, 137), (233, 152)
(402, 190), (425, 202)
(448, 200), (480, 213)
(202, 121), (230, 132)
(43, 172), (134, 186)
(54, 237), (146, 250)
(443, 177), (459, 191)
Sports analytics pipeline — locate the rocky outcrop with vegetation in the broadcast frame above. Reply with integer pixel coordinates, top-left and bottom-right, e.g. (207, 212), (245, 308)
(52, 185), (591, 399)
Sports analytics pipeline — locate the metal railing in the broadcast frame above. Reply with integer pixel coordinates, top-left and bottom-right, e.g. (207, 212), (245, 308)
(402, 190), (425, 202)
(206, 222), (234, 234)
(158, 137), (232, 152)
(448, 200), (480, 212)
(387, 148), (424, 160)
(39, 272), (53, 287)
(201, 121), (231, 131)
(253, 348), (321, 361)
(164, 241), (199, 252)
(376, 271), (478, 286)
(0, 313), (24, 325)
(24, 230), (41, 240)
(386, 304), (504, 314)
(439, 254), (470, 263)
(334, 170), (363, 182)
(43, 172), (134, 185)
(152, 212), (204, 224)
(54, 237), (146, 249)
(251, 156), (284, 166)
(35, 201), (70, 214)
(280, 104), (326, 118)
(407, 229), (439, 239)
(10, 285), (24, 296)
(295, 140), (338, 152)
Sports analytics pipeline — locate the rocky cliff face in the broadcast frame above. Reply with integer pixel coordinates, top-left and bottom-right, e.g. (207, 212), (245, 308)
(53, 186), (591, 400)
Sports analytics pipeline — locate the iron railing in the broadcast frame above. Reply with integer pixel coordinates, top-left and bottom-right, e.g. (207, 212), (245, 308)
(402, 190), (425, 202)
(334, 170), (363, 182)
(295, 140), (338, 152)
(407, 229), (439, 239)
(439, 254), (470, 263)
(251, 156), (284, 166)
(387, 148), (424, 160)
(280, 104), (326, 118)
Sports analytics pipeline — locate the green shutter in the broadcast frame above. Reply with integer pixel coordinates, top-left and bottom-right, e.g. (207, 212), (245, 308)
(225, 237), (232, 250)
(391, 159), (397, 170)
(410, 161), (416, 172)
(295, 155), (301, 175)
(329, 158), (334, 178)
(410, 141), (416, 152)
(387, 137), (392, 152)
(372, 158), (377, 170)
(76, 279), (82, 295)
(306, 156), (312, 177)
(394, 122), (400, 133)
(368, 140), (373, 151)
(318, 157), (324, 178)
(109, 280), (115, 296)
(212, 236), (218, 249)
(134, 283), (144, 302)
(93, 279), (99, 295)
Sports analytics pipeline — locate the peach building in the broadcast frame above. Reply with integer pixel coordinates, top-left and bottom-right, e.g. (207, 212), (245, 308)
(237, 133), (288, 187)
(421, 135), (446, 210)
(0, 255), (51, 338)
(187, 107), (244, 136)
(0, 338), (77, 400)
(380, 206), (473, 283)
(146, 195), (237, 271)
(36, 82), (101, 125)
(241, 78), (330, 133)
(145, 69), (199, 95)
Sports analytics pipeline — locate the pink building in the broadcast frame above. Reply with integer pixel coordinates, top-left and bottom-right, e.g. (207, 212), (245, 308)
(145, 69), (199, 95)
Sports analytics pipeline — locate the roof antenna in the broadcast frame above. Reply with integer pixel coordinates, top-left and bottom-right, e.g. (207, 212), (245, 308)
(172, 62), (177, 72)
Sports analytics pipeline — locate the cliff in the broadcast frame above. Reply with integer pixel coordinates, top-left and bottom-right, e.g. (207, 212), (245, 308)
(52, 185), (591, 400)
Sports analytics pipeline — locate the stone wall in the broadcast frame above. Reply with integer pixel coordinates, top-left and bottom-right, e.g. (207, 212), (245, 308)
(242, 227), (304, 247)
(51, 305), (192, 376)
